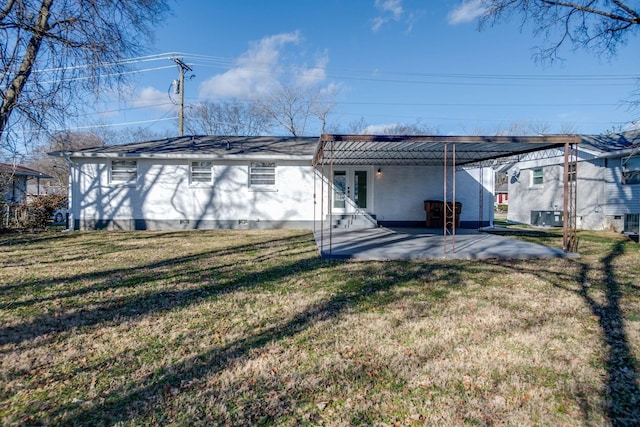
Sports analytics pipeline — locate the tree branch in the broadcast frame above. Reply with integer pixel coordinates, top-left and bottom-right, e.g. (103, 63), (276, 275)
(540, 0), (640, 24)
(0, 0), (16, 23)
(0, 0), (53, 136)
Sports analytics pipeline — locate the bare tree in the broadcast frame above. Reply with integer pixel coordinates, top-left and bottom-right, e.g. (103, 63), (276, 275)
(378, 120), (439, 135)
(0, 0), (170, 151)
(27, 131), (105, 194)
(344, 117), (370, 134)
(311, 85), (339, 135)
(257, 84), (336, 137)
(493, 120), (552, 135)
(479, 1), (640, 61)
(185, 99), (272, 136)
(339, 117), (438, 135)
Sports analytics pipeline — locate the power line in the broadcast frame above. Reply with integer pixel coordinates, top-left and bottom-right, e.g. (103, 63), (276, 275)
(178, 52), (637, 80)
(10, 116), (179, 135)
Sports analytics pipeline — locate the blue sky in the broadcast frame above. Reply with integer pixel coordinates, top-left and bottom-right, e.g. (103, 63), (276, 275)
(91, 0), (640, 137)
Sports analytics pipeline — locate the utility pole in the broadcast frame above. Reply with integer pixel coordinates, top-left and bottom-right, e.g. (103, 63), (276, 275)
(172, 57), (193, 136)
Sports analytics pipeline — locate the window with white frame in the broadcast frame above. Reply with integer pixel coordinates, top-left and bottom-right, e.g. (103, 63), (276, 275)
(110, 160), (137, 184)
(191, 161), (213, 184)
(249, 162), (276, 187)
(623, 156), (640, 185)
(532, 168), (543, 186)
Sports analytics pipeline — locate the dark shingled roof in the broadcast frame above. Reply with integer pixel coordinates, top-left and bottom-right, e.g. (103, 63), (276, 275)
(580, 130), (640, 153)
(49, 131), (640, 164)
(58, 135), (319, 157)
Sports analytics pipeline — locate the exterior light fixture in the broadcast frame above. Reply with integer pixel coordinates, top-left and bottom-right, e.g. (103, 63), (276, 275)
(377, 168), (382, 175)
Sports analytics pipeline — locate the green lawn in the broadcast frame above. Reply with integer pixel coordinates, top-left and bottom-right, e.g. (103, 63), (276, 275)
(1, 228), (639, 426)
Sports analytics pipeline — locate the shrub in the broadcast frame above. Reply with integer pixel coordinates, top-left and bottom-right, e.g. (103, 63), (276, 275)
(12, 194), (68, 229)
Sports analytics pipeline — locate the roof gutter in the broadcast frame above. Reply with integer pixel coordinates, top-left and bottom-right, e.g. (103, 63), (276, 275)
(596, 147), (640, 159)
(50, 151), (313, 162)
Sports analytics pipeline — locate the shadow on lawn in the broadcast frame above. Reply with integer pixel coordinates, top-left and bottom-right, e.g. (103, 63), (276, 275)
(3, 231), (638, 425)
(0, 233), (318, 347)
(578, 241), (640, 426)
(1, 228), (477, 424)
(51, 260), (467, 426)
(490, 239), (640, 426)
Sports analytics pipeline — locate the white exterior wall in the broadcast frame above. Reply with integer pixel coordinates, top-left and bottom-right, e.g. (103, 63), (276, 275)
(372, 165), (494, 226)
(70, 157), (316, 230)
(70, 157), (494, 230)
(507, 155), (609, 230)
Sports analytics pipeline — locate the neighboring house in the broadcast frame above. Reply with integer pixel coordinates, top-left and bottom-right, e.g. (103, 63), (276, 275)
(49, 135), (505, 231)
(494, 173), (509, 207)
(0, 163), (52, 205)
(495, 183), (508, 206)
(506, 130), (640, 233)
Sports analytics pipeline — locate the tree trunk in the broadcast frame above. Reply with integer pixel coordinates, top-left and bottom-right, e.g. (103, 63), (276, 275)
(0, 0), (53, 137)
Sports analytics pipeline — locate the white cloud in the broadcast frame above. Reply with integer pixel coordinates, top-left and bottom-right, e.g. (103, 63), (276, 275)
(199, 31), (304, 99)
(132, 86), (174, 112)
(294, 50), (329, 87)
(371, 16), (389, 32)
(372, 0), (404, 32)
(377, 0), (403, 19)
(448, 0), (486, 25)
(362, 123), (399, 134)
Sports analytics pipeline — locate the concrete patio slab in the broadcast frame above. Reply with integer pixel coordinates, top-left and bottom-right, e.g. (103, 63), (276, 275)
(314, 227), (575, 260)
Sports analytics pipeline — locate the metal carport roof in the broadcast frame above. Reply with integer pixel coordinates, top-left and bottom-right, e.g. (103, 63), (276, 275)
(312, 133), (581, 257)
(313, 134), (581, 167)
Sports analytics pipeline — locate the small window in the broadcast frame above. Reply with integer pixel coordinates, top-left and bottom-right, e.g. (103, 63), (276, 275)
(623, 156), (640, 185)
(568, 163), (577, 182)
(532, 168), (543, 186)
(191, 161), (212, 184)
(111, 160), (137, 184)
(625, 214), (640, 234)
(249, 162), (276, 187)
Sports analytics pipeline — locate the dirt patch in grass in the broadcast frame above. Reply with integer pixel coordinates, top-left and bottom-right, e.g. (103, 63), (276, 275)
(1, 229), (639, 426)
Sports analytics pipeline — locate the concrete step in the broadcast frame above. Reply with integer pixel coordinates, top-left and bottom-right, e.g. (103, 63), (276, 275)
(326, 214), (378, 229)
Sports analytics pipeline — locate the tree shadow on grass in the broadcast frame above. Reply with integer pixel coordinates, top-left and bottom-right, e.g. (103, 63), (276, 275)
(49, 260), (471, 426)
(0, 233), (318, 347)
(577, 241), (640, 426)
(488, 240), (640, 426)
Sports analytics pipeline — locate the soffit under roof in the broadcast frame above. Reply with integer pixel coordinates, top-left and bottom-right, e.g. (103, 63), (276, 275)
(314, 134), (581, 167)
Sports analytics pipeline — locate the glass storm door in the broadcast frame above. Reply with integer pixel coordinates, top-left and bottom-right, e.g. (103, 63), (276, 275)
(332, 169), (370, 213)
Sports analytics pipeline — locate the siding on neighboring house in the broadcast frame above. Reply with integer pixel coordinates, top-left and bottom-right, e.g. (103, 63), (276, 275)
(604, 157), (640, 215)
(509, 158), (609, 229)
(603, 156), (640, 232)
(506, 130), (640, 232)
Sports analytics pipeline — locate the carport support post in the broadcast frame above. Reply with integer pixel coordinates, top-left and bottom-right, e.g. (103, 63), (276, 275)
(452, 144), (456, 250)
(313, 159), (317, 233)
(563, 141), (569, 252)
(443, 143), (457, 257)
(320, 145), (324, 251)
(444, 144), (447, 256)
(329, 139), (334, 255)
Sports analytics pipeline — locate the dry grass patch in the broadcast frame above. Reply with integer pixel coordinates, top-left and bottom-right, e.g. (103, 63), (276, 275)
(1, 228), (639, 426)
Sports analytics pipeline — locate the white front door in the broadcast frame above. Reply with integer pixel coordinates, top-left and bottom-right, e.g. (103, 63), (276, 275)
(332, 168), (372, 214)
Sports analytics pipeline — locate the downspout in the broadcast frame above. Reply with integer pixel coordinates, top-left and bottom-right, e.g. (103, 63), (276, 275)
(489, 168), (495, 228)
(62, 153), (74, 232)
